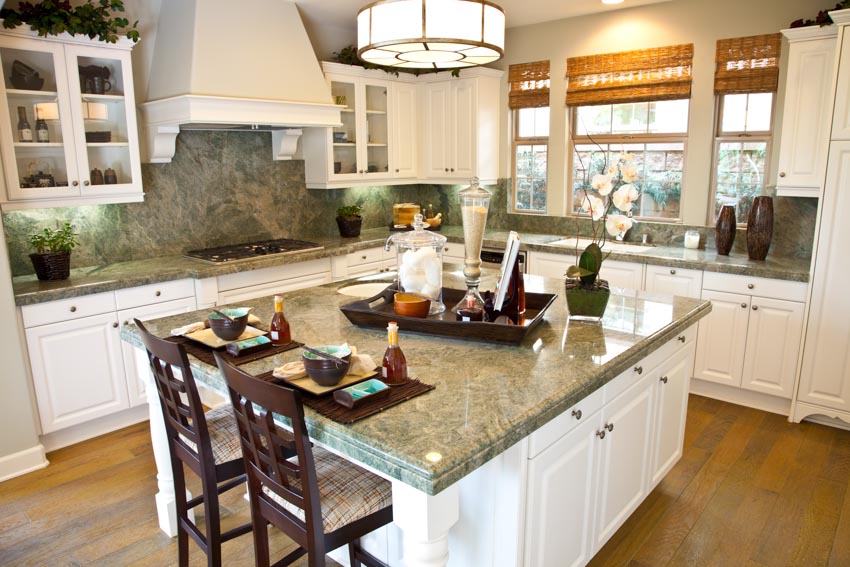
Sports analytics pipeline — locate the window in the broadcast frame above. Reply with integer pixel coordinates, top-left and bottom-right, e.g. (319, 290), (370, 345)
(509, 61), (550, 213)
(711, 34), (781, 222)
(566, 44), (693, 221)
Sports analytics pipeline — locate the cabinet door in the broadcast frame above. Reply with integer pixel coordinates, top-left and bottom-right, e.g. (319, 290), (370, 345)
(451, 79), (476, 179)
(833, 32), (850, 141)
(217, 272), (332, 304)
(644, 265), (702, 298)
(527, 250), (566, 279)
(0, 36), (80, 201)
(392, 82), (417, 178)
(118, 297), (197, 408)
(650, 346), (693, 487)
(362, 79), (390, 178)
(525, 413), (602, 567)
(593, 370), (655, 550)
(328, 77), (361, 179)
(798, 142), (850, 412)
(741, 297), (804, 398)
(776, 33), (836, 194)
(600, 259), (644, 291)
(693, 290), (749, 387)
(422, 82), (451, 177)
(26, 312), (127, 433)
(65, 44), (142, 197)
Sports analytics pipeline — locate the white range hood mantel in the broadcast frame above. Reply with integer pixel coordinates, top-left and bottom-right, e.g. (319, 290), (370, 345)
(140, 0), (340, 163)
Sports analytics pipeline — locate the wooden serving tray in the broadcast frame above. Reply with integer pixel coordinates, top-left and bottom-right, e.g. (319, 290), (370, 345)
(340, 286), (557, 345)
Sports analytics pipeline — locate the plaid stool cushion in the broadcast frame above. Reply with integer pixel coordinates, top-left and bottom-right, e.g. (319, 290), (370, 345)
(180, 405), (242, 465)
(264, 447), (392, 532)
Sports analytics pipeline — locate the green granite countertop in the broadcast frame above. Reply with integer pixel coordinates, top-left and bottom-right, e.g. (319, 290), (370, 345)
(13, 226), (810, 306)
(120, 270), (711, 495)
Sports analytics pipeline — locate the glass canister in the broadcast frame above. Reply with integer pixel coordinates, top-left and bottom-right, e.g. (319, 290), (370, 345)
(385, 214), (446, 314)
(453, 178), (492, 314)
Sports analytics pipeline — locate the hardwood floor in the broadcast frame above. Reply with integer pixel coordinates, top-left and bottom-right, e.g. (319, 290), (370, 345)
(1, 395), (848, 566)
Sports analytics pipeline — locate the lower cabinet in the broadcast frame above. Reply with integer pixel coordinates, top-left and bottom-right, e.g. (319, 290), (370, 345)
(216, 258), (332, 303)
(332, 246), (394, 280)
(524, 332), (695, 566)
(527, 251), (645, 291)
(644, 265), (702, 298)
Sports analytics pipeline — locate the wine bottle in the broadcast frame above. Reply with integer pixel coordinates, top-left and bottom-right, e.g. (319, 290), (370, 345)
(381, 321), (408, 385)
(16, 107), (32, 142)
(501, 259), (526, 325)
(35, 107), (49, 143)
(269, 294), (291, 345)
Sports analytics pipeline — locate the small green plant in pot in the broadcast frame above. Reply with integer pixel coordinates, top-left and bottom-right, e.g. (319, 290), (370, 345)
(28, 221), (79, 280)
(566, 150), (642, 320)
(336, 204), (363, 238)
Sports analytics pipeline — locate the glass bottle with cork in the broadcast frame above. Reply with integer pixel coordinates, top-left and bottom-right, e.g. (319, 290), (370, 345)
(381, 321), (408, 385)
(35, 106), (49, 143)
(269, 294), (291, 345)
(16, 106), (32, 142)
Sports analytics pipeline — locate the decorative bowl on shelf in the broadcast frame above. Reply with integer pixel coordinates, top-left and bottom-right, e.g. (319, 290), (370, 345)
(85, 131), (111, 143)
(333, 132), (348, 142)
(208, 308), (250, 340)
(10, 74), (44, 91)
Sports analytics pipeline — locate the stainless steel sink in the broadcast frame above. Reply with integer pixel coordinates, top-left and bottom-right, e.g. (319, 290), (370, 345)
(548, 237), (654, 254)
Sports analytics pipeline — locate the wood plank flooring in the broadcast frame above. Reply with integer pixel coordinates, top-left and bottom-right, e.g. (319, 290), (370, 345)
(1, 395), (849, 566)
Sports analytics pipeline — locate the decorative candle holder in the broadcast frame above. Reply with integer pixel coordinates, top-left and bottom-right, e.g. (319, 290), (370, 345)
(453, 178), (491, 314)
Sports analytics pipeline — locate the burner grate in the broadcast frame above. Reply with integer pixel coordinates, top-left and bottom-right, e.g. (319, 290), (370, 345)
(185, 238), (324, 263)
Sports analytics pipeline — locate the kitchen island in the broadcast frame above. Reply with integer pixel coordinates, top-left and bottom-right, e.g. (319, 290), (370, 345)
(121, 269), (710, 566)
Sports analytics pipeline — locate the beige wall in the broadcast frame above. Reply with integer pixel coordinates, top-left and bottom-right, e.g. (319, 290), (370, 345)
(497, 0), (815, 225)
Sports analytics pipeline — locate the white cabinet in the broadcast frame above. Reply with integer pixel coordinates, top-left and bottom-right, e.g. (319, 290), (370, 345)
(794, 141), (850, 423)
(21, 279), (196, 433)
(442, 242), (465, 264)
(528, 250), (566, 279)
(600, 259), (644, 291)
(216, 258), (332, 304)
(694, 273), (806, 399)
(644, 265), (702, 298)
(303, 63), (416, 189)
(833, 30), (850, 140)
(650, 347), (692, 486)
(775, 26), (838, 197)
(0, 28), (142, 209)
(419, 68), (500, 184)
(331, 246), (394, 280)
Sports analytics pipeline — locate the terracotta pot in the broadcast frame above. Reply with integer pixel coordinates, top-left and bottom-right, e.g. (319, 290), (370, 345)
(336, 216), (362, 238)
(565, 279), (610, 321)
(30, 252), (71, 280)
(746, 196), (774, 261)
(715, 205), (737, 256)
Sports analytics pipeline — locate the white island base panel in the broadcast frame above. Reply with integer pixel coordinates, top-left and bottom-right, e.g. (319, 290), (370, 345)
(136, 329), (696, 567)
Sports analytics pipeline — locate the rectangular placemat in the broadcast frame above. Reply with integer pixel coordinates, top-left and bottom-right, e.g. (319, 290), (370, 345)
(255, 370), (435, 424)
(166, 335), (303, 366)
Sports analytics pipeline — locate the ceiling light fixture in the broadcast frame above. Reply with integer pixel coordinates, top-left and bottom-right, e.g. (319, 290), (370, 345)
(357, 0), (505, 70)
(601, 0), (625, 4)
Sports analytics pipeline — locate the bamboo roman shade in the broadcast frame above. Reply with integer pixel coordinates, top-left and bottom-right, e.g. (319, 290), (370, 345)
(714, 33), (782, 94)
(508, 61), (551, 109)
(565, 44), (694, 107)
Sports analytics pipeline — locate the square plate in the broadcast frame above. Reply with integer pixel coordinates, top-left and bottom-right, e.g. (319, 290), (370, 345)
(184, 325), (267, 349)
(278, 368), (379, 396)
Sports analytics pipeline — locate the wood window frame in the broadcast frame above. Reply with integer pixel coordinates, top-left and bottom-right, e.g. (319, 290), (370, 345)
(511, 107), (549, 214)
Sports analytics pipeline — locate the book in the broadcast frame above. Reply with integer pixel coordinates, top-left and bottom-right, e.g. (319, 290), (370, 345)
(494, 231), (521, 312)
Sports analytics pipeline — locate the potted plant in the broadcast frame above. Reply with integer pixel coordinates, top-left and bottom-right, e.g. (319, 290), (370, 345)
(565, 150), (642, 320)
(336, 204), (363, 237)
(0, 0), (140, 43)
(28, 221), (79, 280)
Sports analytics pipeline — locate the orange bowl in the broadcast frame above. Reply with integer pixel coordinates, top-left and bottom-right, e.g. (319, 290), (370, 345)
(394, 292), (431, 318)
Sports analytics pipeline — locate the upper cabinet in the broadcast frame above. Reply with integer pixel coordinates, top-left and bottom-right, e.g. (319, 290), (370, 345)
(832, 29), (850, 141)
(774, 26), (838, 197)
(302, 63), (501, 189)
(0, 27), (142, 210)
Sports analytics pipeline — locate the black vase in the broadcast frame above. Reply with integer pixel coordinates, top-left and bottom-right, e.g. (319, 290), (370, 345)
(746, 196), (773, 261)
(715, 205), (736, 256)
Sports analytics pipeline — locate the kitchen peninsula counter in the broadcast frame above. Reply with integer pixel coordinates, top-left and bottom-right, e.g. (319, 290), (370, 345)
(13, 226), (810, 306)
(121, 270), (711, 566)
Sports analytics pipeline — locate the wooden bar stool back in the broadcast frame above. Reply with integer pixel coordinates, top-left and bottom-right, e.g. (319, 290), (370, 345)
(135, 319), (252, 566)
(215, 353), (393, 567)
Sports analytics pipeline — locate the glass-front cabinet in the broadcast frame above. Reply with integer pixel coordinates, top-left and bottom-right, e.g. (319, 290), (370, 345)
(329, 77), (390, 179)
(0, 29), (142, 209)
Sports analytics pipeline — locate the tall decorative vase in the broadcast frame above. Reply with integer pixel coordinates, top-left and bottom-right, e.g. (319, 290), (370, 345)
(715, 205), (737, 256)
(746, 196), (773, 261)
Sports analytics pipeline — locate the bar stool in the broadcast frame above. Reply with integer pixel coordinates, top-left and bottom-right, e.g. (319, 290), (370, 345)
(214, 353), (393, 567)
(135, 319), (253, 566)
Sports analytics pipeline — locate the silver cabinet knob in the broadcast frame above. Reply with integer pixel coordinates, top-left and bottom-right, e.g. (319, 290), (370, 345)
(361, 255), (367, 260)
(678, 335), (686, 343)
(450, 168), (455, 172)
(752, 305), (759, 311)
(741, 303), (748, 308)
(748, 283), (754, 289)
(572, 409), (582, 420)
(596, 430), (606, 439)
(155, 290), (161, 297)
(124, 320), (129, 326)
(70, 306), (77, 312)
(395, 168), (399, 173)
(445, 168), (449, 172)
(605, 422), (614, 432)
(83, 180), (90, 186)
(72, 180), (79, 187)
(634, 365), (643, 375)
(670, 269), (677, 275)
(660, 376), (668, 384)
(112, 322), (119, 328)
(779, 171), (786, 177)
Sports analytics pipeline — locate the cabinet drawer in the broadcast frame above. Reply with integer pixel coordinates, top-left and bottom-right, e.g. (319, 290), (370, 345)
(702, 272), (807, 301)
(528, 388), (604, 459)
(217, 258), (331, 292)
(114, 279), (195, 310)
(442, 243), (464, 261)
(347, 247), (386, 267)
(21, 291), (117, 328)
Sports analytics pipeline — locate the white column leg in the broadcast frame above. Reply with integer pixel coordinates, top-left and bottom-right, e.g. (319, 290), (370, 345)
(391, 481), (459, 567)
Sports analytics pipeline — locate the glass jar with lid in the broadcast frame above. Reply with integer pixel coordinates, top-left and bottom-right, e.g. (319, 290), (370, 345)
(384, 214), (446, 314)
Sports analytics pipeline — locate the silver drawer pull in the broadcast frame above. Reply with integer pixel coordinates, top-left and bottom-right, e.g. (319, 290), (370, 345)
(571, 409), (582, 420)
(748, 283), (754, 289)
(112, 322), (119, 328)
(596, 430), (606, 439)
(670, 269), (677, 275)
(741, 303), (747, 308)
(634, 365), (643, 375)
(70, 306), (77, 312)
(678, 335), (686, 343)
(605, 422), (614, 432)
(155, 290), (161, 297)
(779, 171), (786, 178)
(660, 376), (668, 384)
(752, 305), (759, 311)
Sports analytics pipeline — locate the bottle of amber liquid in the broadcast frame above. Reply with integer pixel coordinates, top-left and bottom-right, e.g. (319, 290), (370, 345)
(269, 294), (291, 345)
(381, 321), (408, 385)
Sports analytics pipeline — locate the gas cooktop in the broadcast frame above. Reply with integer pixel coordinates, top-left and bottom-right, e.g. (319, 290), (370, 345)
(185, 238), (324, 264)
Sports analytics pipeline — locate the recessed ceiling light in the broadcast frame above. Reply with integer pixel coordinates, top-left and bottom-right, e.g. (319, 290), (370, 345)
(602, 0), (625, 4)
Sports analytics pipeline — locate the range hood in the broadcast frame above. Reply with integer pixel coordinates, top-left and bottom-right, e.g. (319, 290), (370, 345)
(139, 0), (341, 163)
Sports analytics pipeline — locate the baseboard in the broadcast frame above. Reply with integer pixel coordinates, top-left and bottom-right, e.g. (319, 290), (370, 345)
(791, 401), (850, 430)
(40, 404), (150, 452)
(689, 379), (791, 416)
(0, 444), (48, 482)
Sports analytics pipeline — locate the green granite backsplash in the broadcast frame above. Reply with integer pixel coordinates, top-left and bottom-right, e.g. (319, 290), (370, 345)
(2, 130), (816, 276)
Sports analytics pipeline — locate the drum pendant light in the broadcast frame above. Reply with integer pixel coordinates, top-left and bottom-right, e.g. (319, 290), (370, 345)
(357, 0), (505, 69)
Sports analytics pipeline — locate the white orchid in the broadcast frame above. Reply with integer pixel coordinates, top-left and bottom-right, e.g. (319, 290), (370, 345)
(613, 183), (640, 212)
(591, 173), (613, 196)
(621, 163), (639, 183)
(580, 194), (605, 221)
(606, 214), (634, 237)
(619, 152), (634, 161)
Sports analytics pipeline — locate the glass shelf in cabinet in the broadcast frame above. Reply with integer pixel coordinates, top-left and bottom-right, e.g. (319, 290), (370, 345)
(6, 89), (59, 98)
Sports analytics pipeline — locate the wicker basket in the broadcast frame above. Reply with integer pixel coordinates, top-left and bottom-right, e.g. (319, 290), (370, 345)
(30, 252), (71, 280)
